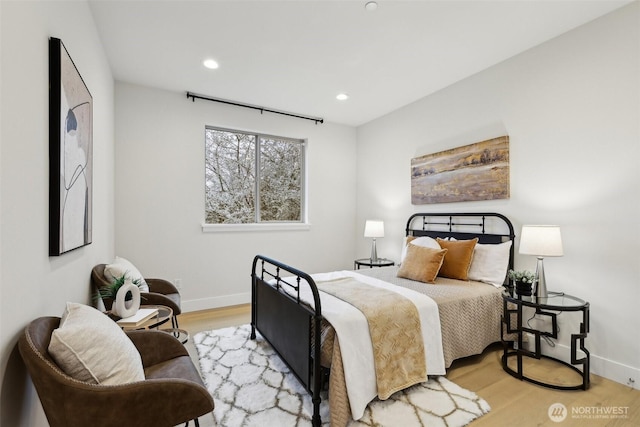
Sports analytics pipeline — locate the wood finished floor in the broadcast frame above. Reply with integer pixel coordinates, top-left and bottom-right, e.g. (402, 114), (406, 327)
(179, 305), (640, 427)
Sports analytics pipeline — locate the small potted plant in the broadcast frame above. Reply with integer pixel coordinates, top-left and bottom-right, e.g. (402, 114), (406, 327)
(96, 274), (145, 316)
(508, 269), (535, 296)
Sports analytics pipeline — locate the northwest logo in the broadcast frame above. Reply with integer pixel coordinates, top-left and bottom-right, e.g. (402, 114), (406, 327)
(548, 403), (568, 422)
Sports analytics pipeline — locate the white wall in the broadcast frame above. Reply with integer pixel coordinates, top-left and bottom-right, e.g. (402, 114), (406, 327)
(0, 1), (115, 425)
(356, 3), (640, 387)
(0, 3), (636, 425)
(114, 83), (357, 311)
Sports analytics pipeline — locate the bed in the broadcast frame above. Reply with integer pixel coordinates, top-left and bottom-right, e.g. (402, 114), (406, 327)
(250, 212), (515, 427)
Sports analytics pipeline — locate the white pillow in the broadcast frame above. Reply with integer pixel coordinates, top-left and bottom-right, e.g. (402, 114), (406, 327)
(400, 236), (441, 263)
(104, 256), (150, 292)
(468, 240), (512, 287)
(48, 302), (145, 385)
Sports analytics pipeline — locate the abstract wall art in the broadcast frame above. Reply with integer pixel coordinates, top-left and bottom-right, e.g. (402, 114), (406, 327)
(49, 37), (93, 255)
(411, 136), (510, 205)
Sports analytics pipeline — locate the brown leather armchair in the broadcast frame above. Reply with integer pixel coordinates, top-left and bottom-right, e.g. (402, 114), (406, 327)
(91, 264), (182, 328)
(19, 316), (214, 427)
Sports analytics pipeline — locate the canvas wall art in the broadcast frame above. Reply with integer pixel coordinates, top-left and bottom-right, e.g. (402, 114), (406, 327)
(411, 136), (509, 205)
(49, 37), (93, 255)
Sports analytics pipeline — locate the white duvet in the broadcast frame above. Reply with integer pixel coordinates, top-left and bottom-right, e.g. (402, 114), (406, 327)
(297, 270), (445, 420)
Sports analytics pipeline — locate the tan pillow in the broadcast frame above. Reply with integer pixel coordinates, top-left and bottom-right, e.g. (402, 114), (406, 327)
(48, 302), (145, 385)
(397, 245), (448, 283)
(436, 237), (479, 280)
(399, 235), (441, 263)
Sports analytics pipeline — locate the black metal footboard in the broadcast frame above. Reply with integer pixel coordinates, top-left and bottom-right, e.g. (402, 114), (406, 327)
(251, 255), (323, 427)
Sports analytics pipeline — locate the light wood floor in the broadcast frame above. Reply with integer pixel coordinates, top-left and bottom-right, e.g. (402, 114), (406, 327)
(179, 305), (640, 426)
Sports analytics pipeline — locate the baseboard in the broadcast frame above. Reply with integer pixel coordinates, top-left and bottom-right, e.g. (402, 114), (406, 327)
(590, 353), (639, 389)
(541, 341), (639, 389)
(182, 292), (251, 313)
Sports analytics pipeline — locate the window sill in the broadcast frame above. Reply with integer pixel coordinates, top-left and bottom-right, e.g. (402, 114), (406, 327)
(202, 222), (311, 233)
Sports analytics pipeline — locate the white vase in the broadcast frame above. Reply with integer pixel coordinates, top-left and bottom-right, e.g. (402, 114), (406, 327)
(113, 282), (141, 318)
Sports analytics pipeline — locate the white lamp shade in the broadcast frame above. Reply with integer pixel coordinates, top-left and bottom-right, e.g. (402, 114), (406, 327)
(364, 220), (384, 238)
(519, 225), (563, 257)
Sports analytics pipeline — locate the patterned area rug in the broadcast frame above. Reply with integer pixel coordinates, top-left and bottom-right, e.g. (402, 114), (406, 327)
(194, 324), (490, 427)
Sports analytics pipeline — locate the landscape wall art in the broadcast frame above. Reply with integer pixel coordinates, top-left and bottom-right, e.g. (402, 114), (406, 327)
(411, 136), (510, 205)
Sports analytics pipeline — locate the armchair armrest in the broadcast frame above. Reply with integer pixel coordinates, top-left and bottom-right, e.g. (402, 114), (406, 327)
(146, 278), (179, 295)
(139, 292), (180, 314)
(126, 330), (187, 367)
(56, 377), (214, 426)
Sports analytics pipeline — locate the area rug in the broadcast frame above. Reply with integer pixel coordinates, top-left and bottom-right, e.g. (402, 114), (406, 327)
(194, 324), (490, 427)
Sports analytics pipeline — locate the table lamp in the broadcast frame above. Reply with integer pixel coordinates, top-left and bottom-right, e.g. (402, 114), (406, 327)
(518, 225), (563, 298)
(364, 220), (384, 262)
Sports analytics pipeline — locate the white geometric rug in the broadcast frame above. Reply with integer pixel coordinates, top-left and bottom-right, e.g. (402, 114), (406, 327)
(194, 324), (490, 427)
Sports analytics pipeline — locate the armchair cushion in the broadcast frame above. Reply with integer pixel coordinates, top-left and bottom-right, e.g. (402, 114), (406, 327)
(48, 302), (144, 385)
(104, 256), (150, 292)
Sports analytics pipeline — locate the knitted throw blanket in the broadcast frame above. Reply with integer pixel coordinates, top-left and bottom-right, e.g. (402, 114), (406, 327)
(317, 277), (427, 399)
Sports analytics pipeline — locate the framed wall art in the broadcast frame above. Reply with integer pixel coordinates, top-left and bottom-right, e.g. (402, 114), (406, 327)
(49, 37), (93, 256)
(411, 136), (509, 205)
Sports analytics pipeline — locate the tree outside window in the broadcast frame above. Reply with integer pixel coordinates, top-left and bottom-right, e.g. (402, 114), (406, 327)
(205, 127), (304, 224)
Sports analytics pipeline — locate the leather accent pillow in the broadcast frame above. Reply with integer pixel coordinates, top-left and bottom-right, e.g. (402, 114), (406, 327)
(48, 302), (145, 385)
(397, 244), (448, 283)
(104, 256), (150, 292)
(399, 236), (441, 263)
(436, 237), (479, 281)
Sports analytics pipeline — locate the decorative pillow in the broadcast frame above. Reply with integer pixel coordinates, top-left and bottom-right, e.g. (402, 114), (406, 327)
(399, 236), (441, 263)
(48, 302), (145, 385)
(397, 245), (448, 283)
(436, 237), (479, 280)
(468, 240), (512, 287)
(104, 256), (150, 292)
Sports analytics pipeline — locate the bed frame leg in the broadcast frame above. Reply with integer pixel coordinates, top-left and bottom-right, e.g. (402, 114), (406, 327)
(311, 404), (321, 427)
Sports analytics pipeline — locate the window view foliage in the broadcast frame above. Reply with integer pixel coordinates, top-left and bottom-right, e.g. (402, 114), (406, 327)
(205, 128), (303, 224)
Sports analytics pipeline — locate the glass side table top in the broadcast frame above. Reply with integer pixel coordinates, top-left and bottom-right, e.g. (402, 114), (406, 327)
(354, 258), (395, 267)
(503, 291), (588, 309)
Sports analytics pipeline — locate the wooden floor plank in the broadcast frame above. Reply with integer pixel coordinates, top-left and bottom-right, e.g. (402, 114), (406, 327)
(179, 305), (640, 426)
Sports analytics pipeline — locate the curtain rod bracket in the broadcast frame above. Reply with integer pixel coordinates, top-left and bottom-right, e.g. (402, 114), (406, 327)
(186, 91), (324, 124)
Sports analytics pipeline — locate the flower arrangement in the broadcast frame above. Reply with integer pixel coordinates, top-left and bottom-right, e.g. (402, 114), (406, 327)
(508, 269), (535, 284)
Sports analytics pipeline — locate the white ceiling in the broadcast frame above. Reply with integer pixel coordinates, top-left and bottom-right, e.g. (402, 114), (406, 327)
(88, 0), (631, 126)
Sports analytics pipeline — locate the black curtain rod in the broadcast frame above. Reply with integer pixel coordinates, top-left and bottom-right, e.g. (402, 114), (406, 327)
(186, 92), (324, 125)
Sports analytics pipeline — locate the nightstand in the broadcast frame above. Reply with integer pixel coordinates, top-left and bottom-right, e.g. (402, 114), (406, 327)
(354, 258), (394, 269)
(501, 291), (590, 390)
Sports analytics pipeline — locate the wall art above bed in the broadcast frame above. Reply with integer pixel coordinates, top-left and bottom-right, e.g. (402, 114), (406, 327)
(411, 136), (509, 205)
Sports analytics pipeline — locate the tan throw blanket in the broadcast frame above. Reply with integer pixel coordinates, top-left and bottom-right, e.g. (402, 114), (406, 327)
(317, 277), (427, 399)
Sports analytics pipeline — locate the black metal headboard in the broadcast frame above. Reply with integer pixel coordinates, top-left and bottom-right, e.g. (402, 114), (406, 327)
(405, 212), (516, 275)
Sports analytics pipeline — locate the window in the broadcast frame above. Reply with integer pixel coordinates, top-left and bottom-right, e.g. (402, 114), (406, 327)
(205, 126), (305, 225)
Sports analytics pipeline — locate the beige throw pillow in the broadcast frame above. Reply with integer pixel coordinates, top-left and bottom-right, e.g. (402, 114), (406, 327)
(397, 245), (448, 283)
(436, 237), (479, 281)
(48, 302), (145, 385)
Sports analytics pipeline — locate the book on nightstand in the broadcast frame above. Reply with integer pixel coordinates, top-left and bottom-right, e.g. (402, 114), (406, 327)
(116, 308), (159, 327)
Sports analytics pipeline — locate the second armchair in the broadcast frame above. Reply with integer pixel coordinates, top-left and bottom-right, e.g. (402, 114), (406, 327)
(91, 260), (182, 328)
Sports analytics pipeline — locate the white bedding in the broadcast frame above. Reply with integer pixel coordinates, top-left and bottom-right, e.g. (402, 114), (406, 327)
(296, 270), (445, 420)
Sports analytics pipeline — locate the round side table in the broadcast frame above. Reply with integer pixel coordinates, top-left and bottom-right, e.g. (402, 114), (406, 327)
(354, 258), (394, 269)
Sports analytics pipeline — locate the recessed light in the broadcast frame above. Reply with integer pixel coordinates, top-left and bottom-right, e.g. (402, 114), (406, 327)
(336, 93), (349, 101)
(365, 1), (378, 11)
(203, 59), (219, 70)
